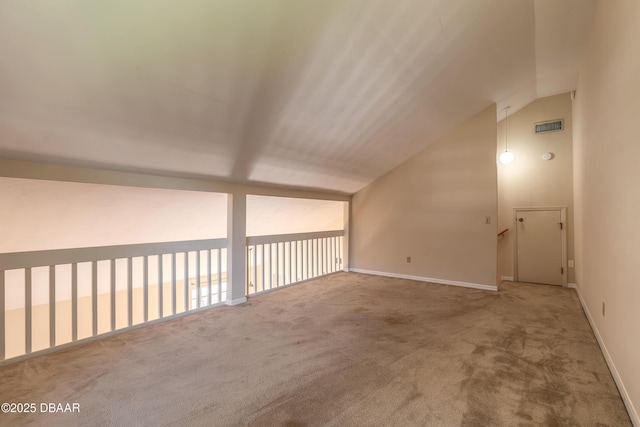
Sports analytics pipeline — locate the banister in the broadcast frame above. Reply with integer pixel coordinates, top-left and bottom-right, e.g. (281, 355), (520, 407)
(246, 229), (343, 246)
(0, 238), (228, 271)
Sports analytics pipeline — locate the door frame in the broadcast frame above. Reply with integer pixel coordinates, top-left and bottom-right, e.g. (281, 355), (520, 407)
(513, 207), (567, 287)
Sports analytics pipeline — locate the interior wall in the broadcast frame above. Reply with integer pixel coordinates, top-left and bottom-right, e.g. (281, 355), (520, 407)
(351, 105), (497, 288)
(497, 93), (574, 283)
(572, 0), (640, 422)
(246, 195), (344, 236)
(0, 177), (227, 253)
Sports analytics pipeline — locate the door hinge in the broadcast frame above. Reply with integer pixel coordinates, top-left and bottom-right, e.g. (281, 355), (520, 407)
(559, 222), (563, 230)
(561, 267), (564, 274)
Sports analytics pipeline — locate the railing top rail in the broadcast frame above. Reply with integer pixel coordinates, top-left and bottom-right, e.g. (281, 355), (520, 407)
(246, 230), (343, 246)
(0, 238), (228, 271)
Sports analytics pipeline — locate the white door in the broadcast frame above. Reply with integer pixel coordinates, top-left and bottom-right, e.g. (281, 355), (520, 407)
(516, 209), (564, 286)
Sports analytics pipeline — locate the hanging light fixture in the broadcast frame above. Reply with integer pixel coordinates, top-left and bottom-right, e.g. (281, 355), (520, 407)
(499, 106), (514, 164)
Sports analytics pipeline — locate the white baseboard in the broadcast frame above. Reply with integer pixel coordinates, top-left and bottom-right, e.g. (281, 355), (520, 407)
(567, 282), (577, 289)
(501, 276), (514, 281)
(225, 297), (247, 306)
(572, 285), (639, 426)
(349, 268), (498, 292)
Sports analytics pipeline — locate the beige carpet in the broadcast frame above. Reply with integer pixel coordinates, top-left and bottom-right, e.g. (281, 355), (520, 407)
(0, 272), (631, 426)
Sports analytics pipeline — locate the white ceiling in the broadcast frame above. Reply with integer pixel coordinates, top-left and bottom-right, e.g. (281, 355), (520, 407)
(0, 0), (595, 194)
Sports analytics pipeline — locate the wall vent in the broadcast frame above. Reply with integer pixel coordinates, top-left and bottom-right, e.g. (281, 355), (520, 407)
(534, 119), (564, 134)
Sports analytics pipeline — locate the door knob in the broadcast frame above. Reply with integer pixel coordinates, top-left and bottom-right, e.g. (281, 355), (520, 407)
(518, 218), (524, 222)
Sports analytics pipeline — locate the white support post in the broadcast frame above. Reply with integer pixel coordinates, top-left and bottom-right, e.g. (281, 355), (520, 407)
(25, 268), (32, 354)
(110, 260), (116, 331)
(253, 246), (258, 292)
(184, 252), (189, 312)
(261, 245), (265, 291)
(269, 244), (273, 290)
(276, 243), (280, 286)
(143, 256), (149, 322)
(288, 241), (292, 284)
(343, 200), (350, 271)
(307, 240), (311, 278)
(226, 192), (247, 305)
(207, 250), (212, 307)
(72, 263), (78, 341)
(158, 256), (163, 319)
(196, 251), (201, 309)
(0, 271), (4, 360)
(323, 238), (327, 274)
(49, 266), (55, 348)
(217, 250), (222, 303)
(171, 253), (177, 315)
(127, 258), (133, 327)
(92, 261), (98, 337)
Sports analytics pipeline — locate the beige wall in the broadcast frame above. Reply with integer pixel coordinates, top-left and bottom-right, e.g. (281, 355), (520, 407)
(0, 177), (228, 253)
(497, 93), (574, 283)
(351, 105), (497, 287)
(572, 0), (640, 422)
(247, 195), (344, 236)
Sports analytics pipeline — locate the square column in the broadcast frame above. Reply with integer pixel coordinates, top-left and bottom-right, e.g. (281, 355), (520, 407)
(226, 192), (247, 305)
(343, 200), (350, 271)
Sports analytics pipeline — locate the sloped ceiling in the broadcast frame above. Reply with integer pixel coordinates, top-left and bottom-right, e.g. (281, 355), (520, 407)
(0, 0), (594, 194)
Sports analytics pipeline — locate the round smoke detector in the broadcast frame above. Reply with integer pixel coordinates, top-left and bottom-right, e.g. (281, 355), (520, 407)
(542, 152), (554, 161)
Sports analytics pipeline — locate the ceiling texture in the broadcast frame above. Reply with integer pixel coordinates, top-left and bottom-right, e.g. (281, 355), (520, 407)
(0, 0), (595, 194)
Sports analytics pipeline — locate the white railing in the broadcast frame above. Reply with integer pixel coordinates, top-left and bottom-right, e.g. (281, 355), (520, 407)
(0, 239), (227, 363)
(245, 230), (344, 296)
(0, 230), (345, 364)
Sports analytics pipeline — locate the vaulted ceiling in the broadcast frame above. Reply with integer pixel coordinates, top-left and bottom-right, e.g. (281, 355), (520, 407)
(0, 0), (595, 194)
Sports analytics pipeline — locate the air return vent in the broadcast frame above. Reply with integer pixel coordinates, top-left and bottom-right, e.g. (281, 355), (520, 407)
(534, 119), (564, 134)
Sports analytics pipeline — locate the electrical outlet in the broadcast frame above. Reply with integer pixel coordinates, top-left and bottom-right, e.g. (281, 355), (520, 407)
(602, 302), (605, 317)
(406, 256), (411, 263)
(568, 260), (574, 268)
(484, 216), (491, 224)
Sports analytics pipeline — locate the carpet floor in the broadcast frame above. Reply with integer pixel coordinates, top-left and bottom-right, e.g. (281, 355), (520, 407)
(0, 272), (631, 426)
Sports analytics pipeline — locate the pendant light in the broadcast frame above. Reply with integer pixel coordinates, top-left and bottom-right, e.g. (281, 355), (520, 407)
(499, 106), (514, 164)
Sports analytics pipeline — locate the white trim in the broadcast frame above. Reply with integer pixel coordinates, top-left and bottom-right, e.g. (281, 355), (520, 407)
(350, 269), (498, 292)
(246, 230), (343, 245)
(572, 285), (639, 426)
(0, 238), (227, 271)
(225, 297), (247, 306)
(567, 282), (577, 289)
(501, 276), (514, 281)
